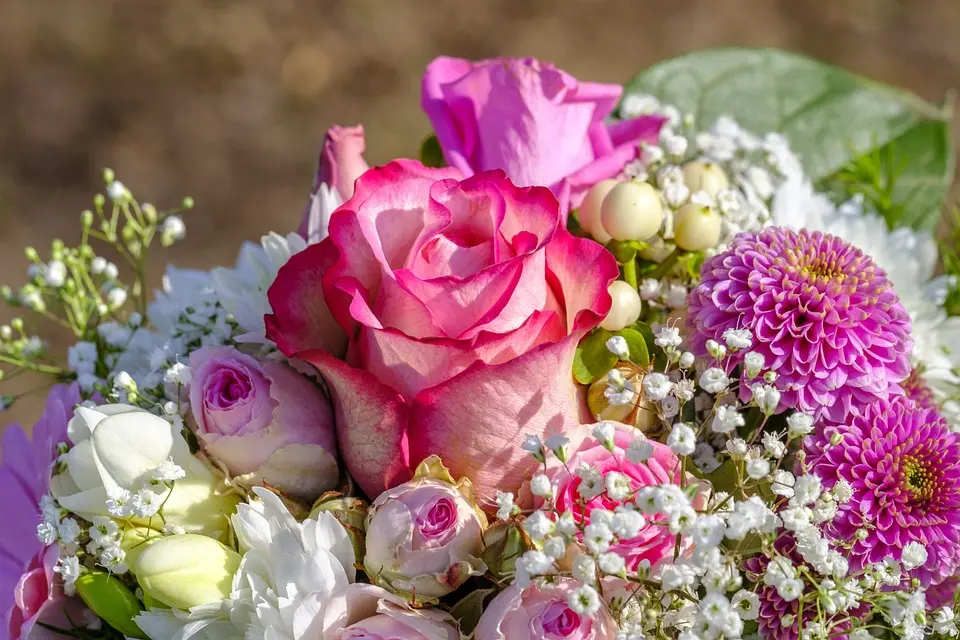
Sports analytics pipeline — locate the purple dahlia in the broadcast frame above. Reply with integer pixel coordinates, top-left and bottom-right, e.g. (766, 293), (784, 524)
(687, 227), (912, 423)
(806, 396), (960, 586)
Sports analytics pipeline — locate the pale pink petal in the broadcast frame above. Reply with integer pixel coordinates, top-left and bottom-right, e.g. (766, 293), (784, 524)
(294, 349), (412, 498)
(358, 311), (565, 399)
(408, 333), (590, 504)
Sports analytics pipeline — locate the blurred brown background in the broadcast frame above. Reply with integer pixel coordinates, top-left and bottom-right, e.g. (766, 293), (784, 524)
(2, 0), (960, 431)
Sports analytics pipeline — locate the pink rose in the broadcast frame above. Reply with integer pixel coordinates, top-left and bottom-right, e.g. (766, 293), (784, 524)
(298, 124), (370, 245)
(364, 459), (486, 598)
(188, 346), (338, 498)
(422, 56), (665, 216)
(321, 583), (459, 640)
(546, 423), (681, 571)
(474, 579), (618, 640)
(267, 161), (618, 501)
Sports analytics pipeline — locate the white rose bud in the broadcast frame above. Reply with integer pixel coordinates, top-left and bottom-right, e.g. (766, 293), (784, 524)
(135, 534), (240, 609)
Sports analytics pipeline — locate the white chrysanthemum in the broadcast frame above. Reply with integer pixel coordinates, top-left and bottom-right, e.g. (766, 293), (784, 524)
(212, 232), (308, 346)
(136, 487), (356, 640)
(773, 188), (960, 422)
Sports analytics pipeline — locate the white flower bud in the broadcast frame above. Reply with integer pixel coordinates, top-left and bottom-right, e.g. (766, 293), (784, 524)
(107, 287), (128, 309)
(600, 181), (663, 242)
(578, 179), (618, 244)
(601, 281), (642, 331)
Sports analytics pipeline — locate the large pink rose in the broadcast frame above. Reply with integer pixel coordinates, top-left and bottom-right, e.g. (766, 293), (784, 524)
(474, 579), (618, 640)
(422, 56), (665, 216)
(267, 160), (618, 502)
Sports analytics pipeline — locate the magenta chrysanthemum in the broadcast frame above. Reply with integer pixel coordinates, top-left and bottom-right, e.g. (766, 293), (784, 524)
(806, 396), (960, 586)
(687, 227), (912, 423)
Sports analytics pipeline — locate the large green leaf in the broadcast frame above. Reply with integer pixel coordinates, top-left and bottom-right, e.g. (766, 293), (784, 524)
(623, 47), (953, 231)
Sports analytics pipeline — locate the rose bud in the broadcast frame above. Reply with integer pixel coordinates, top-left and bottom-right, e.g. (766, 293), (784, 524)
(309, 492), (369, 563)
(188, 346), (338, 500)
(364, 456), (487, 599)
(135, 534), (241, 609)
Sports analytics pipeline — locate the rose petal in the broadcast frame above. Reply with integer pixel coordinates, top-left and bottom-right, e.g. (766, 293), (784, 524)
(408, 333), (588, 504)
(266, 238), (348, 358)
(294, 349), (412, 498)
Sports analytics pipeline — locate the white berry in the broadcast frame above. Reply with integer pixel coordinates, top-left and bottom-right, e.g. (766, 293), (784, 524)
(673, 203), (723, 252)
(578, 179), (618, 244)
(600, 181), (663, 242)
(601, 281), (642, 331)
(682, 161), (729, 198)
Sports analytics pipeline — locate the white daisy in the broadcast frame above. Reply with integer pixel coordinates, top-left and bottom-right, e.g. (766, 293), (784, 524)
(212, 232), (308, 347)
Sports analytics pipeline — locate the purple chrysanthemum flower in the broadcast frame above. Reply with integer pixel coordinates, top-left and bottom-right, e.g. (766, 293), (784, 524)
(687, 227), (912, 423)
(901, 368), (939, 413)
(806, 396), (960, 586)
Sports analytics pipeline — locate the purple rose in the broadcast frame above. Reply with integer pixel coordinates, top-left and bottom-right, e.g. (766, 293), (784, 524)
(422, 56), (665, 216)
(188, 346), (338, 499)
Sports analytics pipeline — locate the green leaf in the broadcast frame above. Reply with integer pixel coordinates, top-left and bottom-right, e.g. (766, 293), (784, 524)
(419, 135), (446, 168)
(450, 588), (495, 635)
(623, 47), (953, 231)
(616, 327), (650, 367)
(573, 329), (618, 384)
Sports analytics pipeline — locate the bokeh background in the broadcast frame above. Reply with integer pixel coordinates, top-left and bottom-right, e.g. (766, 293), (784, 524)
(2, 0), (960, 429)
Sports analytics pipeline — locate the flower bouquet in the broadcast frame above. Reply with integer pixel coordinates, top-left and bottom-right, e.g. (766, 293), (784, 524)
(2, 49), (959, 640)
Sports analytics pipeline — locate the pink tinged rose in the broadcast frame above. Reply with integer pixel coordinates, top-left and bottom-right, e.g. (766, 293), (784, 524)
(543, 423), (683, 571)
(318, 583), (459, 640)
(266, 161), (619, 502)
(474, 579), (618, 640)
(422, 56), (665, 216)
(298, 124), (370, 245)
(1, 384), (91, 639)
(188, 346), (338, 499)
(363, 458), (487, 598)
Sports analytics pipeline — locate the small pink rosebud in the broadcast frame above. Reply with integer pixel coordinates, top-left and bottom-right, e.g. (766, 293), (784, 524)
(363, 456), (487, 599)
(297, 124), (369, 244)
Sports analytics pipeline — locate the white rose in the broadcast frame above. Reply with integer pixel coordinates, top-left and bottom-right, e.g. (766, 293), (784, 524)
(51, 404), (238, 538)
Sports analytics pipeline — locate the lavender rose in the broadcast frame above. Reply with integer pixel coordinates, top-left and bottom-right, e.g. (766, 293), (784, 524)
(364, 456), (486, 599)
(188, 346), (338, 498)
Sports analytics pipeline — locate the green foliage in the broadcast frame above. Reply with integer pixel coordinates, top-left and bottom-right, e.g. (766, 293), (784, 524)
(623, 47), (954, 231)
(942, 208), (960, 317)
(419, 134), (446, 168)
(573, 329), (618, 384)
